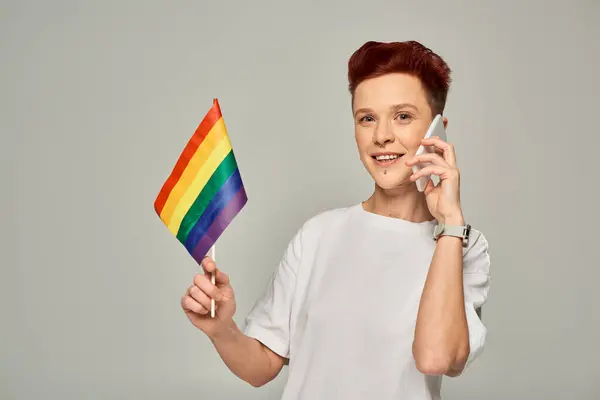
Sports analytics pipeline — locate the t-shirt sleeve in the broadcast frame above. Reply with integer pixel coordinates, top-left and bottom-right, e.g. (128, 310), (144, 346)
(462, 229), (491, 369)
(241, 227), (303, 359)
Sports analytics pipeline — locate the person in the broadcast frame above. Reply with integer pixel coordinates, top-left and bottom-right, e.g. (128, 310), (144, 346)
(180, 40), (491, 400)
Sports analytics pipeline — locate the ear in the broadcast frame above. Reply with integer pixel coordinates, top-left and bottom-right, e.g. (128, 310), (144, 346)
(442, 116), (448, 129)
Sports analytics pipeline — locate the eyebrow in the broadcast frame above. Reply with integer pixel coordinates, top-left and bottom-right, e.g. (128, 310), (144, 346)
(353, 103), (418, 117)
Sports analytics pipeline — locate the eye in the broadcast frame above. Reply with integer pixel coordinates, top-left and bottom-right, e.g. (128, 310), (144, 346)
(359, 115), (375, 123)
(395, 112), (412, 122)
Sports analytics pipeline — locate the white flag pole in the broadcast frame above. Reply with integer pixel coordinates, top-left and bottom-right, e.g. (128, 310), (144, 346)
(210, 245), (216, 318)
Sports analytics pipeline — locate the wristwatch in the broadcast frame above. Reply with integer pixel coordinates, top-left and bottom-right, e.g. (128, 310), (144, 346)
(433, 223), (471, 248)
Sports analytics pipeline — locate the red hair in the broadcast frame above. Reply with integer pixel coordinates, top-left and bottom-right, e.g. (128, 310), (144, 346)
(348, 40), (452, 116)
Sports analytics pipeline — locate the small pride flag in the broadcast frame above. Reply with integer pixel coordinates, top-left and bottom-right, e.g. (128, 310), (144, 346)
(154, 99), (248, 265)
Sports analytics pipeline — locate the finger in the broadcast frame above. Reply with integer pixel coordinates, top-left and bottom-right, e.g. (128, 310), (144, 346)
(189, 285), (212, 310)
(405, 152), (450, 168)
(420, 137), (457, 167)
(181, 293), (209, 315)
(193, 273), (223, 301)
(421, 137), (456, 167)
(201, 256), (217, 275)
(427, 137), (445, 156)
(410, 165), (453, 182)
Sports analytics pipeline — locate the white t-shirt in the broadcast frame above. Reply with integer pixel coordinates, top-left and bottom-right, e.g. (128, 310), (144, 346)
(242, 203), (491, 400)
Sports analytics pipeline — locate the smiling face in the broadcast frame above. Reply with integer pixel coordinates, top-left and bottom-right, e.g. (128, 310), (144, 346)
(353, 72), (442, 191)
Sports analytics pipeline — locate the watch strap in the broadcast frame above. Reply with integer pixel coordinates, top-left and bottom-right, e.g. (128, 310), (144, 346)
(434, 223), (471, 247)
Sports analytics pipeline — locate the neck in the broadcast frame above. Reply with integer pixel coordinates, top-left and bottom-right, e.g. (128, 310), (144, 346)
(363, 183), (434, 223)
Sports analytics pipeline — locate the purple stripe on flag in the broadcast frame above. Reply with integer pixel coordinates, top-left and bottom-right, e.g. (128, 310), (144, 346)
(191, 185), (248, 263)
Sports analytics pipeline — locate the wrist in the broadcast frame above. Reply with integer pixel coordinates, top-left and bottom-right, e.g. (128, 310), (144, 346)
(209, 319), (239, 343)
(440, 211), (465, 226)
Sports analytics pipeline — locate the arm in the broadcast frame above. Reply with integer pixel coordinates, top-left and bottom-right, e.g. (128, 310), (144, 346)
(407, 136), (490, 377)
(181, 257), (287, 388)
(210, 321), (286, 387)
(412, 214), (471, 376)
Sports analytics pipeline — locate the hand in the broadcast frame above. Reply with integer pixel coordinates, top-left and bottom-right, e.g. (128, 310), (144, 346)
(181, 256), (236, 340)
(405, 136), (464, 223)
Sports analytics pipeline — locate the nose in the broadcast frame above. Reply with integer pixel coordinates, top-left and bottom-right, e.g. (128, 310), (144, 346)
(373, 121), (395, 147)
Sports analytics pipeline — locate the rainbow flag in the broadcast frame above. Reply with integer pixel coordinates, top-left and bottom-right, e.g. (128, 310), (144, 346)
(154, 98), (248, 264)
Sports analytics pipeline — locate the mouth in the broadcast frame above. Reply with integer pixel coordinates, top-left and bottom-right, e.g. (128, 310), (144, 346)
(371, 152), (405, 167)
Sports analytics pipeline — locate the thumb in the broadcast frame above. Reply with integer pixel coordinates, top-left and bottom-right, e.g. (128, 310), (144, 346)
(201, 256), (230, 286)
(424, 178), (435, 195)
(214, 269), (230, 287)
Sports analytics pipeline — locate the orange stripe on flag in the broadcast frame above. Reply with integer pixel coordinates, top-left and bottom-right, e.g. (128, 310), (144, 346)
(154, 100), (222, 215)
(159, 119), (228, 227)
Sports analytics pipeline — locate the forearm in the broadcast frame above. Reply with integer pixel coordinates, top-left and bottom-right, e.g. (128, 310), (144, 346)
(413, 216), (470, 375)
(210, 321), (282, 387)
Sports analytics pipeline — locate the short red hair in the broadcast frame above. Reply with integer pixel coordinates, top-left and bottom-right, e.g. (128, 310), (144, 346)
(348, 40), (452, 116)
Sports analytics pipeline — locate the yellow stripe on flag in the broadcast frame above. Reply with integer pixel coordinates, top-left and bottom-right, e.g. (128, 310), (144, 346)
(159, 118), (228, 225)
(167, 133), (232, 235)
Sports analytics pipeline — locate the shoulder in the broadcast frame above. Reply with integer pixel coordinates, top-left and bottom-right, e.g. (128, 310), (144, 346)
(285, 204), (357, 255)
(299, 204), (356, 235)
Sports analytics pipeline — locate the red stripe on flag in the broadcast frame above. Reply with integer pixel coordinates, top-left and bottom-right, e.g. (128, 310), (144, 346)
(154, 99), (223, 215)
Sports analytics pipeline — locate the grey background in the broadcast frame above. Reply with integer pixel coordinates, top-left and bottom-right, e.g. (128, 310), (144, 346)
(1, 0), (599, 399)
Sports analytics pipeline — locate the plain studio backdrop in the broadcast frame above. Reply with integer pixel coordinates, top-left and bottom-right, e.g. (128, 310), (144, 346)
(1, 0), (599, 399)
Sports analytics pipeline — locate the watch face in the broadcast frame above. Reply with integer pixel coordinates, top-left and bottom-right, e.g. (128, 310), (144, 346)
(434, 224), (444, 238)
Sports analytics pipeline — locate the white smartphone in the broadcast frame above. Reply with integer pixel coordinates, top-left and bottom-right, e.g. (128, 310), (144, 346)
(412, 114), (447, 192)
